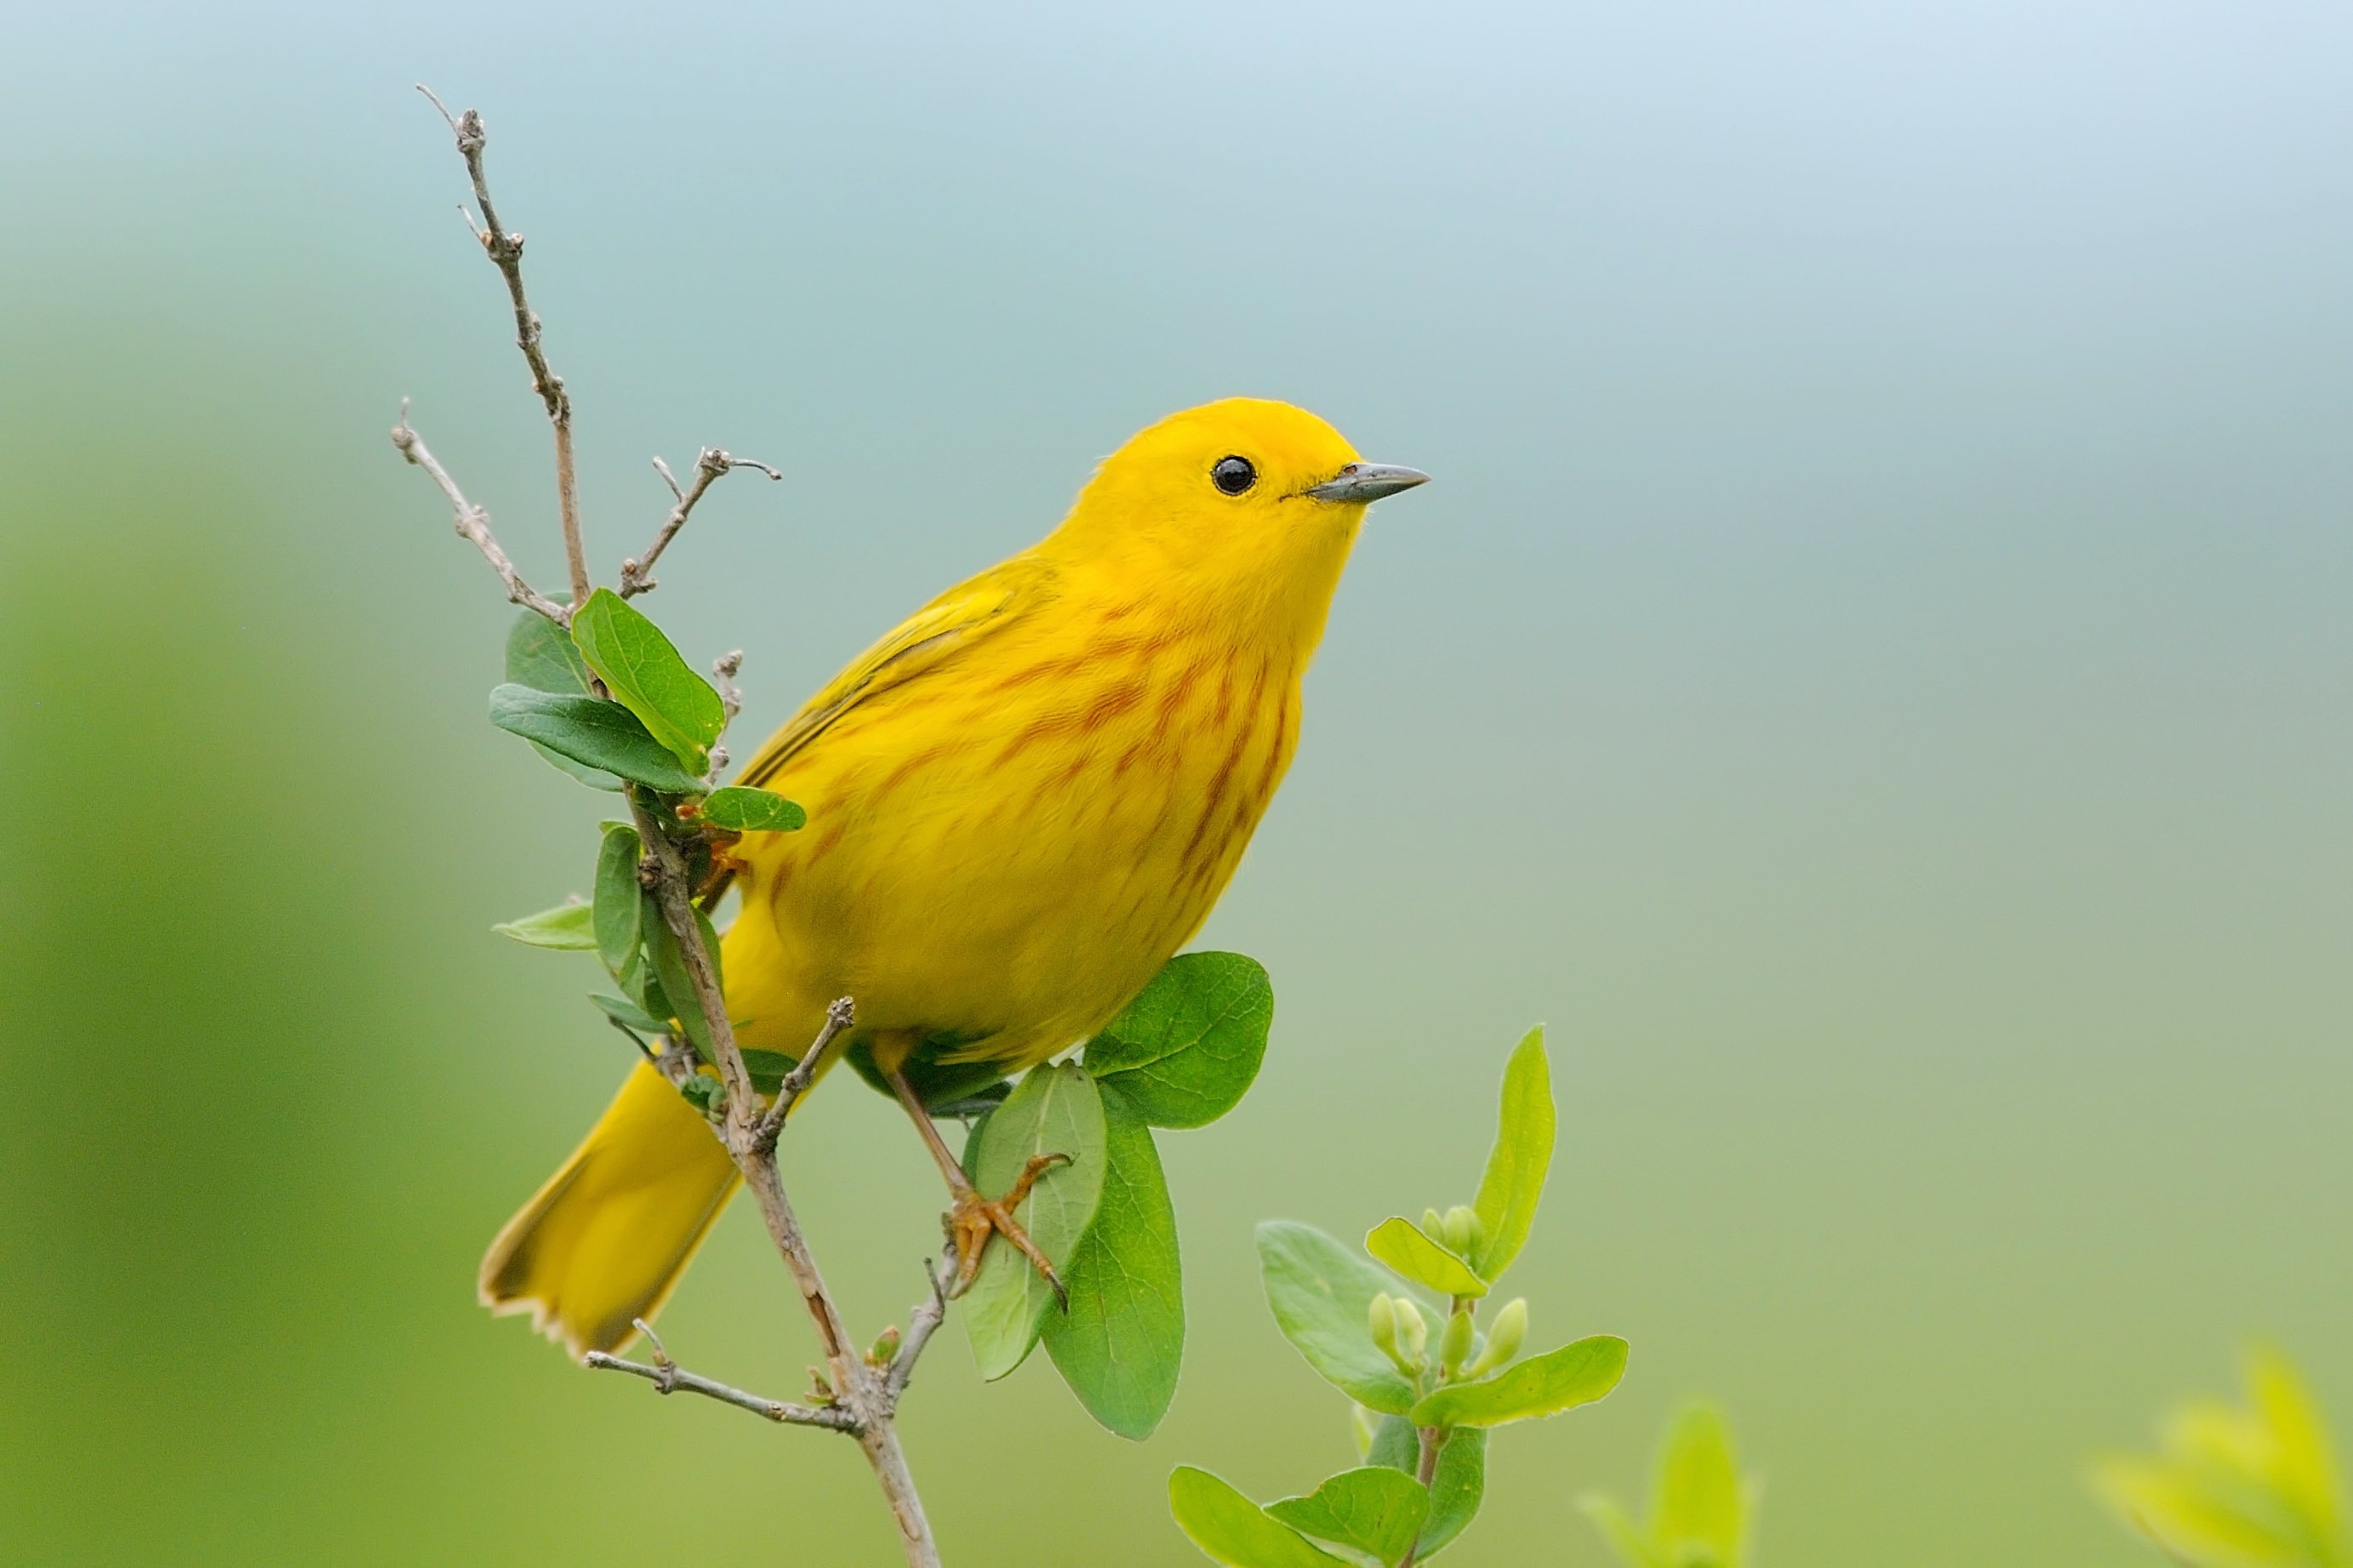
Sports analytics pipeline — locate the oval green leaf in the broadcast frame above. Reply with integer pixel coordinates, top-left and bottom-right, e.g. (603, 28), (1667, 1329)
(1364, 1218), (1487, 1299)
(1470, 1025), (1553, 1283)
(593, 824), (643, 977)
(1408, 1333), (1627, 1429)
(1368, 1418), (1488, 1560)
(962, 1063), (1107, 1380)
(506, 611), (622, 787)
(1265, 1468), (1431, 1568)
(699, 785), (806, 833)
(1082, 951), (1271, 1128)
(1169, 1468), (1349, 1568)
(488, 684), (706, 794)
(1042, 1082), (1184, 1439)
(490, 900), (596, 949)
(1255, 1221), (1424, 1416)
(568, 588), (723, 773)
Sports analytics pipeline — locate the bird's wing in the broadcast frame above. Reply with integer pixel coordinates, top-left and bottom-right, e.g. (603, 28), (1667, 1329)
(733, 553), (1049, 790)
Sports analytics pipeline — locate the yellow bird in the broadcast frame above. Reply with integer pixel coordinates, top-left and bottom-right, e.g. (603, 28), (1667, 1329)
(481, 396), (1427, 1357)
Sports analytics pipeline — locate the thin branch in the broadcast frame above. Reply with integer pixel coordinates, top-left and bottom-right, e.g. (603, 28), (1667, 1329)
(753, 995), (856, 1151)
(585, 1348), (860, 1433)
(882, 1254), (952, 1411)
(417, 84), (591, 608)
(619, 448), (782, 598)
(390, 403), (571, 624)
(625, 787), (942, 1565)
(712, 649), (745, 730)
(707, 649), (745, 773)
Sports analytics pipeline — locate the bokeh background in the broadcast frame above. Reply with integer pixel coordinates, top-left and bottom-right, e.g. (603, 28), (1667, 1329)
(4, 2), (2349, 1563)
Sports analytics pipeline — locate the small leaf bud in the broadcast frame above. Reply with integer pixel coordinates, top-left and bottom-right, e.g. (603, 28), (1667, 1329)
(1439, 1306), (1475, 1373)
(1442, 1205), (1481, 1258)
(1468, 1297), (1528, 1377)
(1422, 1206), (1445, 1239)
(1396, 1299), (1430, 1368)
(866, 1325), (901, 1368)
(677, 1073), (726, 1116)
(1368, 1292), (1401, 1360)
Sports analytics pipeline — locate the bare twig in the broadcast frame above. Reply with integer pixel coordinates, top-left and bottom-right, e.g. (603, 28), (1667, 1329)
(619, 448), (782, 598)
(708, 649), (745, 772)
(753, 995), (856, 1151)
(417, 84), (591, 608)
(585, 1349), (860, 1432)
(712, 649), (745, 729)
(390, 403), (571, 624)
(882, 1254), (953, 1411)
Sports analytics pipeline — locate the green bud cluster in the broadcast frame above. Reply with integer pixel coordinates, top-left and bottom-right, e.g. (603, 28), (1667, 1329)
(677, 1073), (727, 1116)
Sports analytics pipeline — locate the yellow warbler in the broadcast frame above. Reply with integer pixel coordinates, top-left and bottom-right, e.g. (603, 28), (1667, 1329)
(482, 396), (1426, 1357)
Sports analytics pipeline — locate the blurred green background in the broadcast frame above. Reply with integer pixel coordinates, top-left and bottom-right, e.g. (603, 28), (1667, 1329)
(4, 2), (2349, 1563)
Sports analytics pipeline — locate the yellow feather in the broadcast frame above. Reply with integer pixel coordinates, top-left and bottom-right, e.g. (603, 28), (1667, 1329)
(483, 396), (1391, 1355)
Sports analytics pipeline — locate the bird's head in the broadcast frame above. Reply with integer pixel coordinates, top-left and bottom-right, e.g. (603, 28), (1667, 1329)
(1050, 396), (1426, 638)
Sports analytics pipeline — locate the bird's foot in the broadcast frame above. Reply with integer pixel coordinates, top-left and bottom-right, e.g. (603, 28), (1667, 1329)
(945, 1153), (1071, 1309)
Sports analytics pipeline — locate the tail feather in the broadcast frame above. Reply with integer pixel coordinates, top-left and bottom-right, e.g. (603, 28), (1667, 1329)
(479, 1060), (740, 1359)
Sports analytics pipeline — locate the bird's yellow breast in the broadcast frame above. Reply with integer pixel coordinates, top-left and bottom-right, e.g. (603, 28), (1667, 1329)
(722, 569), (1302, 1071)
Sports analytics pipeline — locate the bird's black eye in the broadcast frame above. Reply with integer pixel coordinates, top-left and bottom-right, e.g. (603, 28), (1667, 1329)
(1210, 455), (1258, 496)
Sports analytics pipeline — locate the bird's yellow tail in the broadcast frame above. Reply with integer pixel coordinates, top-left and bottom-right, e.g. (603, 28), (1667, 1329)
(478, 1060), (739, 1359)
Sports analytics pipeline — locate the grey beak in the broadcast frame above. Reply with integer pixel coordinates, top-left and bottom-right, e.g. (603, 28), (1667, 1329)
(1304, 462), (1431, 505)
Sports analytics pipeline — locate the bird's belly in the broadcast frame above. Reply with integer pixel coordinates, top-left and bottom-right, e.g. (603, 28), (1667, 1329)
(726, 654), (1294, 1069)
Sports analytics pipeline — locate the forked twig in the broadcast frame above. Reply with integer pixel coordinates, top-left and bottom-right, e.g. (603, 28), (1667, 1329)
(585, 1319), (861, 1431)
(622, 449), (782, 598)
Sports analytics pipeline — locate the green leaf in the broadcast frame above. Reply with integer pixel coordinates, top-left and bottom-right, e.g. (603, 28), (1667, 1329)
(844, 1035), (1011, 1113)
(1578, 1496), (1661, 1568)
(568, 587), (724, 773)
(1042, 1082), (1183, 1439)
(505, 608), (595, 694)
(589, 991), (668, 1038)
(698, 785), (806, 833)
(1470, 1025), (1553, 1283)
(740, 1049), (795, 1093)
(1653, 1404), (1749, 1568)
(1255, 1221), (1423, 1416)
(1408, 1334), (1627, 1428)
(593, 824), (643, 977)
(1169, 1468), (1350, 1568)
(643, 897), (725, 1060)
(1265, 1468), (1431, 1568)
(1368, 1419), (1487, 1560)
(961, 1063), (1107, 1380)
(491, 900), (597, 949)
(1363, 1218), (1487, 1299)
(1083, 952), (1272, 1128)
(505, 613), (621, 787)
(488, 684), (707, 794)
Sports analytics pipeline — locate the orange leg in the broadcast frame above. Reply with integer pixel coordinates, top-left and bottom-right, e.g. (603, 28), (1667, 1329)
(884, 1066), (1070, 1308)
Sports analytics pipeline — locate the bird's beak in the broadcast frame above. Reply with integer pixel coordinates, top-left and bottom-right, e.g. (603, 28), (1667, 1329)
(1304, 462), (1431, 505)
